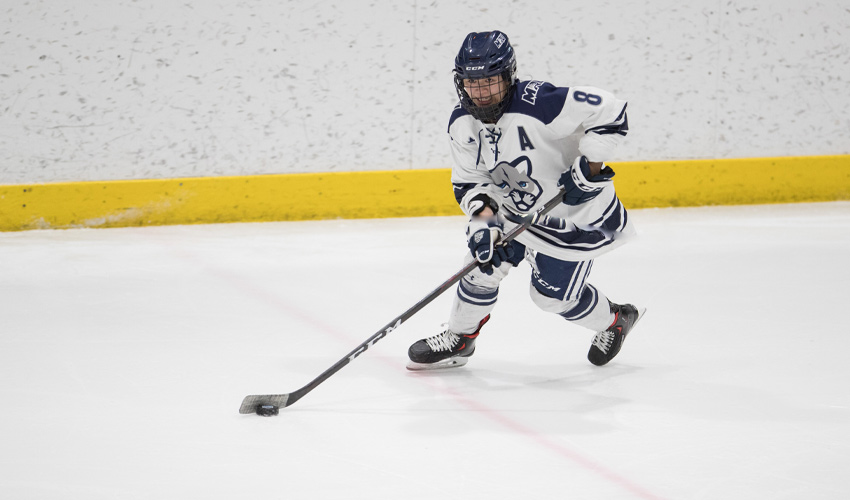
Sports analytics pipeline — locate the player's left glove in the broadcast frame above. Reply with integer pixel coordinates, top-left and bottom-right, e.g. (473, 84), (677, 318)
(466, 217), (514, 275)
(558, 155), (616, 205)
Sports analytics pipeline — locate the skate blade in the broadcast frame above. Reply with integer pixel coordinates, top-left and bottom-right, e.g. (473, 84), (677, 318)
(635, 306), (647, 327)
(625, 306), (647, 336)
(621, 306), (647, 342)
(406, 356), (470, 371)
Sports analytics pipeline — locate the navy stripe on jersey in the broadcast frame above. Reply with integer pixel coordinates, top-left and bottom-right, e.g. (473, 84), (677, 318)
(588, 196), (618, 226)
(452, 183), (478, 204)
(560, 284), (600, 321)
(585, 104), (629, 136)
(457, 281), (499, 306)
(588, 196), (628, 233)
(505, 81), (570, 125)
(527, 223), (616, 253)
(447, 104), (471, 131)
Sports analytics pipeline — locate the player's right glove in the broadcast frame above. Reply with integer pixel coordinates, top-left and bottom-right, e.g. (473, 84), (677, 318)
(558, 155), (616, 205)
(466, 217), (514, 275)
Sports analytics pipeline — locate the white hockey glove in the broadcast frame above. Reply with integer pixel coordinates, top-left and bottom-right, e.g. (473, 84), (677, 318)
(558, 155), (616, 205)
(466, 216), (514, 275)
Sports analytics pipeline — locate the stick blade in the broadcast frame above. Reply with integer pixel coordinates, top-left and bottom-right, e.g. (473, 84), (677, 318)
(239, 394), (291, 414)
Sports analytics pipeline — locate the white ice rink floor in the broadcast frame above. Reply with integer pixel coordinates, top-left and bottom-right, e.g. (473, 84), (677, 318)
(2, 202), (849, 499)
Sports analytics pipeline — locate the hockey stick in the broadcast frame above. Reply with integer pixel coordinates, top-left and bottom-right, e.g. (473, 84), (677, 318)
(239, 187), (567, 414)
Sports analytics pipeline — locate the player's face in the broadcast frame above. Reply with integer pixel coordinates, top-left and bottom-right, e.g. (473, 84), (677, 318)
(463, 75), (508, 107)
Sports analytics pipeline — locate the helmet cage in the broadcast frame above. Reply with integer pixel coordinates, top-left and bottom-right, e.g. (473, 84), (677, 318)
(454, 70), (516, 123)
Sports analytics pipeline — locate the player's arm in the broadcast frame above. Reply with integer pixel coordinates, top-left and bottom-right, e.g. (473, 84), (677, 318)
(570, 85), (629, 163)
(446, 127), (513, 272)
(553, 86), (628, 205)
(448, 131), (500, 218)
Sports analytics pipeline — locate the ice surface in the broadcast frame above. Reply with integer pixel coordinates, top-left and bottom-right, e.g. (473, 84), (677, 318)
(1, 203), (848, 499)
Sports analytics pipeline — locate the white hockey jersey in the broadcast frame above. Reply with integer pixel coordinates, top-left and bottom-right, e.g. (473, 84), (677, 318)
(449, 80), (634, 261)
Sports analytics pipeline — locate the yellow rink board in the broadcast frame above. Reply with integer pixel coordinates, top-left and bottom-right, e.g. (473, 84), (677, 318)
(1, 155), (849, 231)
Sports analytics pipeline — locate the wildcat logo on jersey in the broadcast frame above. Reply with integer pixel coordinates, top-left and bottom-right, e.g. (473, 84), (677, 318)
(490, 156), (542, 212)
(521, 81), (544, 105)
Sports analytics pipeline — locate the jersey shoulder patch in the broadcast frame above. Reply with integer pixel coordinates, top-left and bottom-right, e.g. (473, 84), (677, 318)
(448, 103), (471, 132)
(507, 80), (569, 125)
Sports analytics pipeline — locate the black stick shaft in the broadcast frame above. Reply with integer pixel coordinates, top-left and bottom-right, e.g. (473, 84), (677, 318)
(239, 188), (566, 413)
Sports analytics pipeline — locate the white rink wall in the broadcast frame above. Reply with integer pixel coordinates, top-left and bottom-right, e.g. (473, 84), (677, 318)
(2, 0), (848, 184)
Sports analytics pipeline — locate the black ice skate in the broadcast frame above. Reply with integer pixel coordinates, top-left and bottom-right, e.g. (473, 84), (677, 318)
(406, 315), (490, 371)
(587, 303), (645, 366)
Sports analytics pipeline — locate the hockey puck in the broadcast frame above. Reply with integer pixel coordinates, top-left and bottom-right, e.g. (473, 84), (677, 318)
(256, 404), (279, 417)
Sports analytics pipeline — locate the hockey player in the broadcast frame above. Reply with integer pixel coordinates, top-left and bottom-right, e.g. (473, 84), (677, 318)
(407, 31), (643, 370)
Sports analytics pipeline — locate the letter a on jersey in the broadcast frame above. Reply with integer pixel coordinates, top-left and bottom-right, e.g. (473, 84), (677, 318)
(517, 126), (535, 151)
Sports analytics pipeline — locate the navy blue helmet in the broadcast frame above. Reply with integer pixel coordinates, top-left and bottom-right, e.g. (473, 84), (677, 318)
(453, 31), (518, 123)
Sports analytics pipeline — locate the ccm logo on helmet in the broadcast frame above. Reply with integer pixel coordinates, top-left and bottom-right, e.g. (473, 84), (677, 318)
(466, 65), (484, 71)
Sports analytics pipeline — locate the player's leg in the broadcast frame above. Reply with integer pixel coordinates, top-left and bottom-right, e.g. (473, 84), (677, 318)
(407, 241), (525, 370)
(527, 252), (642, 365)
